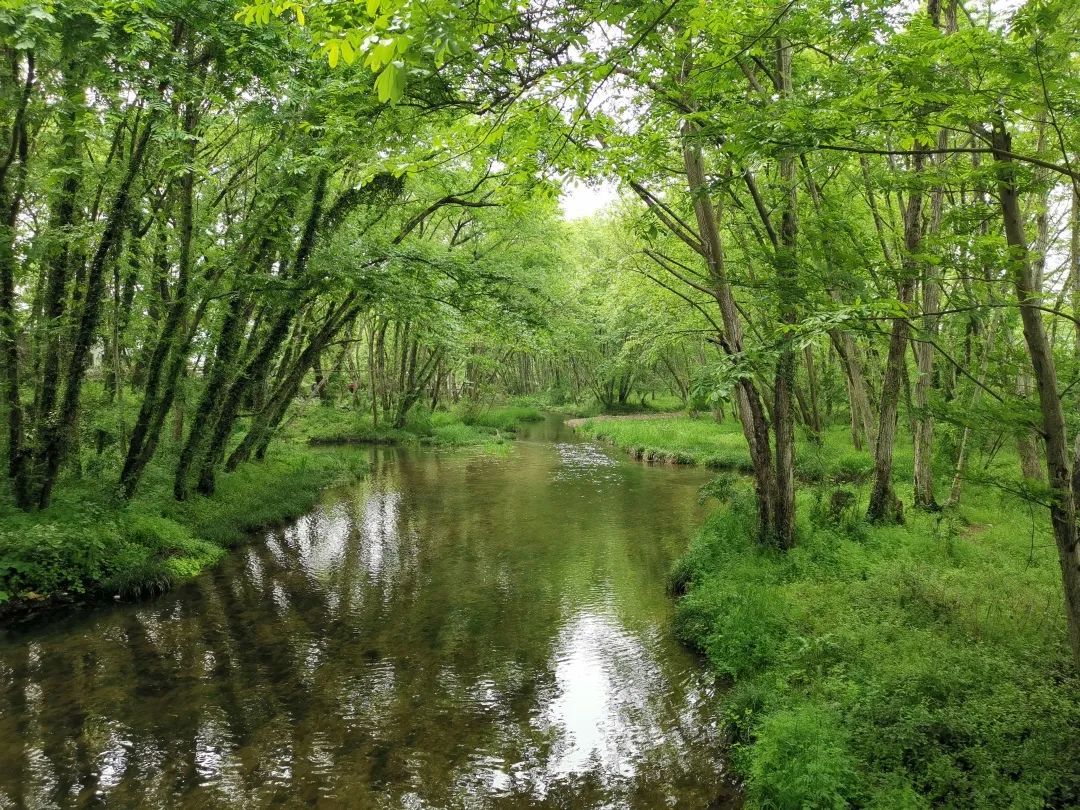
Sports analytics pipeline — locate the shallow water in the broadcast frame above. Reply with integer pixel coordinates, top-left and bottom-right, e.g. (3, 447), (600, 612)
(0, 414), (736, 808)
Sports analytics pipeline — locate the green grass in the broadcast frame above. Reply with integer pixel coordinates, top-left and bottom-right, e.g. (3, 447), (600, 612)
(294, 401), (543, 447)
(0, 438), (365, 617)
(553, 393), (687, 419)
(577, 414), (756, 469)
(626, 415), (1080, 808)
(577, 414), (880, 480)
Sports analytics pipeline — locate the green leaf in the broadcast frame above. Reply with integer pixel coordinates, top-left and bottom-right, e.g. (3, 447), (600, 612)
(374, 62), (405, 102)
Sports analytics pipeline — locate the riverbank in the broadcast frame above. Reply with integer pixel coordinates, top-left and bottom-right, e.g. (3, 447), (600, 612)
(0, 445), (366, 622)
(0, 403), (542, 621)
(574, 414), (1080, 807)
(293, 402), (544, 448)
(577, 414), (871, 480)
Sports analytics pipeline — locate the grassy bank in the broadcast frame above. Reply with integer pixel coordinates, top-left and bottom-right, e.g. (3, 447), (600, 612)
(577, 413), (755, 468)
(0, 403), (542, 617)
(578, 414), (878, 483)
(294, 402), (544, 447)
(579, 415), (1080, 807)
(0, 444), (365, 619)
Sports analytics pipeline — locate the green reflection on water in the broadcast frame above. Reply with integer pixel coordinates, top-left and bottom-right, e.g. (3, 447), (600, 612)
(0, 415), (736, 808)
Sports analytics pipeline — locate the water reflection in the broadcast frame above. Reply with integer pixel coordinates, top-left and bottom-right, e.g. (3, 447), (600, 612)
(0, 415), (735, 808)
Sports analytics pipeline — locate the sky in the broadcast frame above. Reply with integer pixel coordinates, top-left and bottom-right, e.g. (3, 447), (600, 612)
(559, 179), (620, 220)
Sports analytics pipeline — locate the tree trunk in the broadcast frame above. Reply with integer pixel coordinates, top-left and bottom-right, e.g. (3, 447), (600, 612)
(912, 129), (949, 510)
(992, 122), (1080, 667)
(830, 330), (875, 451)
(771, 37), (798, 550)
(195, 171), (328, 495)
(947, 311), (999, 508)
(119, 104), (198, 498)
(666, 135), (778, 543)
(868, 152), (924, 524)
(229, 297), (358, 468)
(0, 50), (33, 507)
(173, 242), (268, 500)
(35, 109), (158, 507)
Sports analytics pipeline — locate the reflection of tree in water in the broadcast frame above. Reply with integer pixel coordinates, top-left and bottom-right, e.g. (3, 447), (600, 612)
(0, 441), (731, 808)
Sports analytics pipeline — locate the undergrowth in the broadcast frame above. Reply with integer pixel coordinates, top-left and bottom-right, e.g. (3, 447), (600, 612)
(588, 415), (1080, 805)
(0, 439), (364, 616)
(294, 401), (543, 447)
(674, 477), (1079, 808)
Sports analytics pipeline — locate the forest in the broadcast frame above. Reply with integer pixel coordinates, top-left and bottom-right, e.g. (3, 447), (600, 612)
(1, 0), (1079, 807)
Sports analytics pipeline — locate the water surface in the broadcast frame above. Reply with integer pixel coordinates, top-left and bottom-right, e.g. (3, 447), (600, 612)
(0, 415), (735, 808)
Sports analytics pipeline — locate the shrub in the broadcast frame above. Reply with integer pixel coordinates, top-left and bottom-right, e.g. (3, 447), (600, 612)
(746, 704), (856, 810)
(797, 451), (829, 483)
(832, 452), (873, 484)
(671, 455), (1079, 808)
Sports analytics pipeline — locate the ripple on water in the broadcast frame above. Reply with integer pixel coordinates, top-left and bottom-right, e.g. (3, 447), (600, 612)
(552, 441), (621, 486)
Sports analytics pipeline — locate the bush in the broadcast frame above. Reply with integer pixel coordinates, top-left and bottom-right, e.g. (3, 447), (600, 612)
(0, 512), (127, 598)
(832, 452), (873, 485)
(673, 505), (787, 678)
(746, 704), (856, 810)
(678, 580), (788, 678)
(672, 472), (1080, 808)
(796, 451), (829, 483)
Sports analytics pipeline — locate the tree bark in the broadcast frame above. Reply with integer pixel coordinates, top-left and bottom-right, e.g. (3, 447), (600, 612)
(680, 138), (779, 545)
(868, 152), (924, 524)
(173, 242), (269, 500)
(992, 122), (1080, 667)
(35, 109), (158, 507)
(228, 295), (359, 467)
(912, 128), (949, 510)
(194, 171), (328, 495)
(119, 103), (198, 498)
(0, 49), (33, 507)
(771, 37), (798, 549)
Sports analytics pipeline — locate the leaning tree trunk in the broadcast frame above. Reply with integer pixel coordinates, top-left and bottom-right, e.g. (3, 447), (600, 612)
(803, 156), (874, 451)
(119, 104), (198, 499)
(194, 172), (328, 496)
(35, 110), (157, 508)
(670, 130), (780, 544)
(830, 330), (875, 450)
(992, 122), (1080, 667)
(0, 49), (33, 507)
(173, 261), (259, 500)
(229, 296), (359, 468)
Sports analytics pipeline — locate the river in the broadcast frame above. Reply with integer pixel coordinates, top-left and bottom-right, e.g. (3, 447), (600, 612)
(0, 414), (735, 808)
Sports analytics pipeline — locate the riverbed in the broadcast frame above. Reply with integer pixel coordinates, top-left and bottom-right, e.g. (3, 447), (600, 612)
(0, 414), (735, 808)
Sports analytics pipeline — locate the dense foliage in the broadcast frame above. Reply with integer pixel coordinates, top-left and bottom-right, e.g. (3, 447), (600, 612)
(3, 0), (1080, 804)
